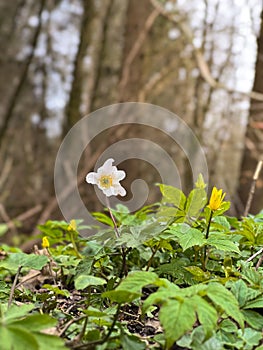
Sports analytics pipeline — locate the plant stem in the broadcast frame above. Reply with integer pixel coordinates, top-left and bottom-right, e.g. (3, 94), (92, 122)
(203, 210), (213, 270)
(105, 197), (120, 238)
(146, 244), (159, 271)
(70, 231), (82, 259)
(105, 197), (127, 277)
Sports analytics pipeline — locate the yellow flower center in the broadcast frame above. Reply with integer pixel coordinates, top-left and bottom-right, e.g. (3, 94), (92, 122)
(99, 175), (113, 189)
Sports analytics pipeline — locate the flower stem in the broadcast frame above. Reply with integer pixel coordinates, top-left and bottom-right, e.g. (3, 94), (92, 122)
(105, 197), (127, 277)
(203, 210), (213, 270)
(105, 197), (120, 238)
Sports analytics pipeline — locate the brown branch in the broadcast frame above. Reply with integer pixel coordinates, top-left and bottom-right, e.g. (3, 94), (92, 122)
(118, 7), (159, 94)
(149, 0), (263, 102)
(243, 160), (263, 216)
(8, 266), (22, 307)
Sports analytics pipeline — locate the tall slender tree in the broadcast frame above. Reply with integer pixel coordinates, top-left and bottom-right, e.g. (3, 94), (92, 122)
(238, 10), (263, 214)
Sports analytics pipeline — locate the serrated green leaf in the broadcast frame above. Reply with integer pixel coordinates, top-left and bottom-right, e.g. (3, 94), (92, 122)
(219, 319), (238, 333)
(244, 296), (263, 309)
(206, 235), (240, 254)
(207, 283), (244, 328)
(212, 216), (231, 231)
(185, 188), (207, 220)
(238, 328), (262, 347)
(230, 279), (248, 308)
(178, 229), (205, 251)
(159, 184), (186, 210)
(0, 253), (48, 271)
(74, 275), (107, 290)
(192, 295), (217, 335)
(242, 310), (263, 330)
(159, 298), (196, 347)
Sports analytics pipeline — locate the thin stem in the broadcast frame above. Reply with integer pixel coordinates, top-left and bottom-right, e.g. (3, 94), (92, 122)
(146, 244), (159, 271)
(69, 231), (82, 259)
(203, 210), (213, 270)
(105, 196), (127, 277)
(105, 197), (120, 238)
(8, 266), (22, 308)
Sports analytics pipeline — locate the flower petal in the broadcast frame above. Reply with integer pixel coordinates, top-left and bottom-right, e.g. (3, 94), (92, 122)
(113, 184), (126, 196)
(86, 172), (99, 184)
(114, 170), (126, 181)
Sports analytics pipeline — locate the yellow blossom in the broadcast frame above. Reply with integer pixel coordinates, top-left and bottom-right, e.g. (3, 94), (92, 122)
(42, 236), (50, 248)
(68, 219), (77, 231)
(208, 187), (226, 211)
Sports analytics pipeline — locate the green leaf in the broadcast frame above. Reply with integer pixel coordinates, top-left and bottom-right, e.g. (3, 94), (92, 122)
(33, 333), (67, 350)
(195, 174), (207, 189)
(192, 295), (217, 335)
(206, 234), (240, 254)
(116, 271), (159, 293)
(159, 298), (196, 347)
(179, 229), (205, 251)
(242, 310), (263, 330)
(184, 266), (210, 281)
(219, 319), (238, 333)
(244, 296), (263, 309)
(159, 184), (186, 210)
(237, 328), (262, 348)
(206, 283), (244, 328)
(120, 333), (145, 350)
(102, 290), (141, 304)
(10, 314), (56, 331)
(0, 325), (39, 350)
(74, 275), (107, 290)
(42, 285), (71, 297)
(2, 304), (34, 323)
(168, 224), (205, 250)
(185, 188), (207, 220)
(212, 216), (231, 231)
(230, 279), (248, 308)
(0, 252), (48, 271)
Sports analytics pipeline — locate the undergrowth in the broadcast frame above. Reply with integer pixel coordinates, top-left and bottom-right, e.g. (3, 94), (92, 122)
(1, 178), (263, 349)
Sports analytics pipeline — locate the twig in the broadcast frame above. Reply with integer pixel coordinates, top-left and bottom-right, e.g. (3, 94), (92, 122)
(149, 0), (263, 102)
(8, 265), (22, 308)
(256, 253), (263, 270)
(59, 315), (87, 337)
(243, 160), (263, 216)
(118, 7), (159, 94)
(245, 247), (263, 263)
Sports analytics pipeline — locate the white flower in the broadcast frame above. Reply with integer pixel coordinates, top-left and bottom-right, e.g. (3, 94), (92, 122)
(86, 158), (126, 197)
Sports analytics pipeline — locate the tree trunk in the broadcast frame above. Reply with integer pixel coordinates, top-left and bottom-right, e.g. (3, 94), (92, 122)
(238, 10), (263, 214)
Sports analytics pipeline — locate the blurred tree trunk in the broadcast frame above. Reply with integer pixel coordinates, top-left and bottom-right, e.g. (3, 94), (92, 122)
(238, 10), (263, 214)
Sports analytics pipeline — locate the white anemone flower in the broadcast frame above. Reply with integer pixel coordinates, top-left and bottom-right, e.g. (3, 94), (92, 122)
(86, 158), (126, 197)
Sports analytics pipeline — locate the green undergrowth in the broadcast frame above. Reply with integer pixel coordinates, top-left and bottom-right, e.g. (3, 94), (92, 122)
(1, 178), (263, 349)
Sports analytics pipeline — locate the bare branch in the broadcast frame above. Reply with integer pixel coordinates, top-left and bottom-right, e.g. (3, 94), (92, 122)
(149, 0), (263, 102)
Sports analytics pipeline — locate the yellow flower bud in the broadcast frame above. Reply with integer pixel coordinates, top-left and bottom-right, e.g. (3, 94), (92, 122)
(68, 219), (77, 231)
(42, 236), (50, 248)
